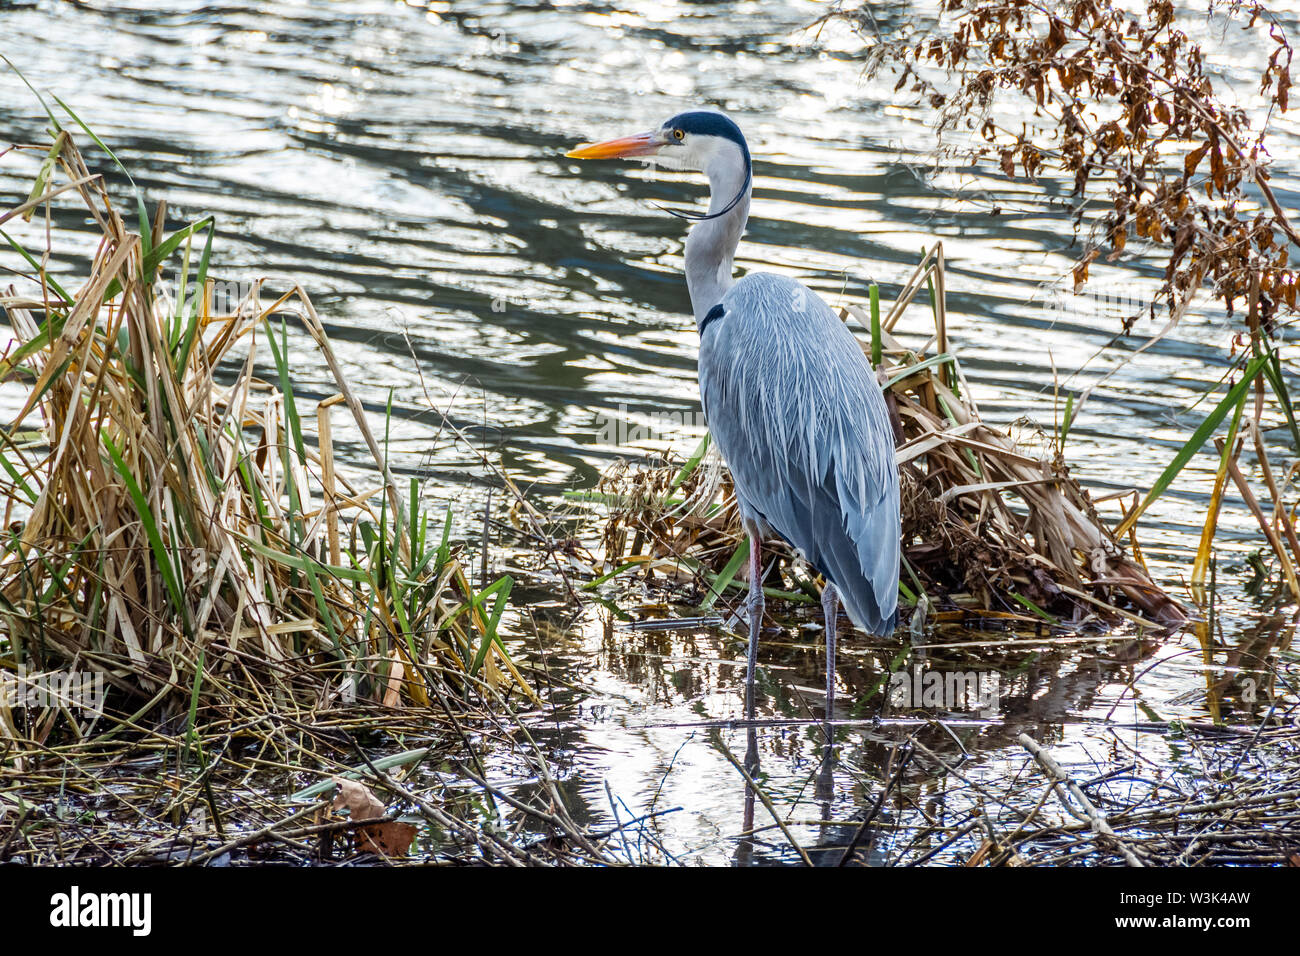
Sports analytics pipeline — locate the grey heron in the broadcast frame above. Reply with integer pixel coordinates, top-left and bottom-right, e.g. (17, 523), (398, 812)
(566, 110), (900, 736)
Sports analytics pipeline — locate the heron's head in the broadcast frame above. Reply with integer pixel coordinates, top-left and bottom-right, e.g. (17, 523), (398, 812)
(566, 110), (750, 180)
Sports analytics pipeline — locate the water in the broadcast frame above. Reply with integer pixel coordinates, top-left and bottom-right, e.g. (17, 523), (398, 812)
(1, 0), (1297, 863)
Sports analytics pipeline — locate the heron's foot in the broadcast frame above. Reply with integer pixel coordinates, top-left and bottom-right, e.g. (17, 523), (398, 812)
(815, 750), (835, 803)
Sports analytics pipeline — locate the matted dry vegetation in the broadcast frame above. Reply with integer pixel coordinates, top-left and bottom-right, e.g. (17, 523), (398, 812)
(0, 130), (533, 722)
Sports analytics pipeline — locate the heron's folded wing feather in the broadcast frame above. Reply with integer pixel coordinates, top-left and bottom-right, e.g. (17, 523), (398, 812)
(698, 273), (899, 632)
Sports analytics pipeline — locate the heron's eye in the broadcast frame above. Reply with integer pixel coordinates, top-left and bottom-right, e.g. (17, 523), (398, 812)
(672, 128), (685, 142)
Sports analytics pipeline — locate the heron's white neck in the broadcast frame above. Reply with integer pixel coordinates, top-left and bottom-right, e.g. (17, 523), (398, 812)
(684, 150), (751, 325)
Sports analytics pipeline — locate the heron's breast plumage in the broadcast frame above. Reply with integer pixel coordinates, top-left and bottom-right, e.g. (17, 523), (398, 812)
(698, 272), (900, 633)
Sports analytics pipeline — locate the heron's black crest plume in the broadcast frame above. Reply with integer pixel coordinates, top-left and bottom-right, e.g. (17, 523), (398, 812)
(654, 167), (752, 222)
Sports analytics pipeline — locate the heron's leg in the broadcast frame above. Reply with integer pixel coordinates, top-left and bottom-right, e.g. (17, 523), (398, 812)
(744, 526), (763, 725)
(822, 581), (839, 744)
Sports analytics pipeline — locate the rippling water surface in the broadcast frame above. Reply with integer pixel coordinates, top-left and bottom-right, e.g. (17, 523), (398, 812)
(2, 0), (1298, 863)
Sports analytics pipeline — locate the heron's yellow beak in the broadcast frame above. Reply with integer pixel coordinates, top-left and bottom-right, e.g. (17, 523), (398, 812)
(565, 130), (663, 160)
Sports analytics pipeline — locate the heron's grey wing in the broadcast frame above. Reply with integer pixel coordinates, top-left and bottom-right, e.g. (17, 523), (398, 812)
(698, 273), (900, 634)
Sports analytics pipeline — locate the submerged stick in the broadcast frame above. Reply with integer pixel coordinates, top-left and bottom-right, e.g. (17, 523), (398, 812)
(1018, 733), (1145, 867)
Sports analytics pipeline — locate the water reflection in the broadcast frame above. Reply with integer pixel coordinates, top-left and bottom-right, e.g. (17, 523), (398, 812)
(500, 579), (1220, 863)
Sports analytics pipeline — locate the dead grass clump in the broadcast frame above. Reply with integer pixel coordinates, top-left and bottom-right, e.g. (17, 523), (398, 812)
(0, 125), (535, 744)
(587, 245), (1187, 631)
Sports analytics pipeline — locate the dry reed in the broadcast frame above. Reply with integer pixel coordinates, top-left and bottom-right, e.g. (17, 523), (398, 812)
(0, 128), (534, 734)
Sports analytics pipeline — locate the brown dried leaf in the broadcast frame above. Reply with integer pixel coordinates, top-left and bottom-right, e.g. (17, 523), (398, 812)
(330, 778), (415, 856)
(359, 821), (417, 857)
(332, 777), (385, 821)
(1000, 147), (1016, 177)
(1209, 140), (1227, 197)
(1073, 248), (1098, 292)
(1108, 225), (1127, 260)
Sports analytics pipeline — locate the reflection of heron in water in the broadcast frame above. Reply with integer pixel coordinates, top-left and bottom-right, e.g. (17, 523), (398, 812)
(566, 111), (901, 753)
